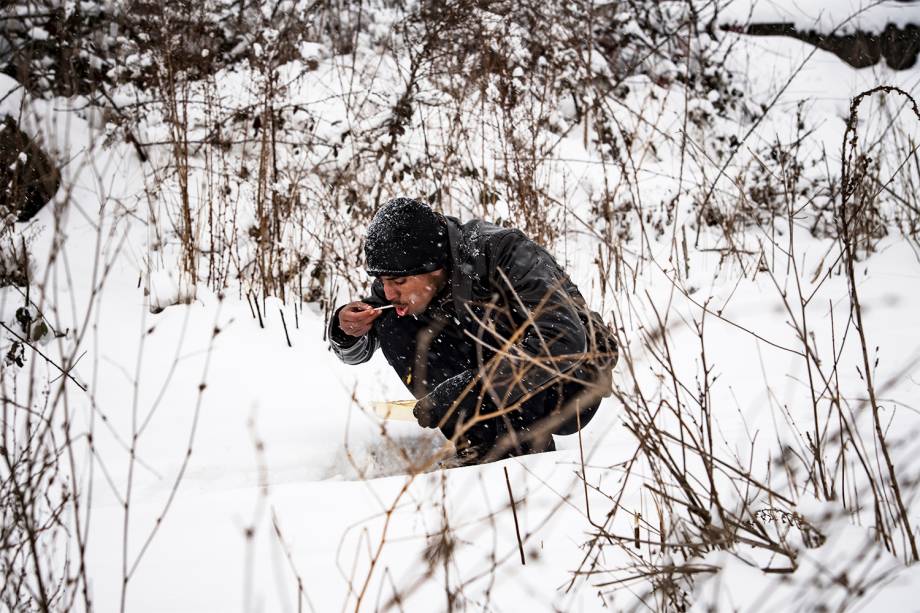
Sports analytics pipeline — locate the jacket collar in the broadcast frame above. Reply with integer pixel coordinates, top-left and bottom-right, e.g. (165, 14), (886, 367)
(445, 216), (475, 328)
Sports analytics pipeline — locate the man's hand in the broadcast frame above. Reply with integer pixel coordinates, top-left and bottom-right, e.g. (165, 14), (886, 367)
(338, 302), (382, 337)
(413, 370), (477, 429)
(412, 397), (438, 428)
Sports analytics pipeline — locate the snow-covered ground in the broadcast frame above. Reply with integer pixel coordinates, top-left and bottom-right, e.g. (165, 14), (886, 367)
(719, 0), (920, 32)
(3, 3), (920, 611)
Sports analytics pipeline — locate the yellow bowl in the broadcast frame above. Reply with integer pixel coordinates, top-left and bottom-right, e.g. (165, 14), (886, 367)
(370, 399), (417, 422)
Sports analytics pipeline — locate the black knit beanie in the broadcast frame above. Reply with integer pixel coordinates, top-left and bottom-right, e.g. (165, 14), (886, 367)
(365, 198), (449, 277)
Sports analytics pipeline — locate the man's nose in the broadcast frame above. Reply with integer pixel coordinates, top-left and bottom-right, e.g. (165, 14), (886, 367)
(383, 283), (398, 301)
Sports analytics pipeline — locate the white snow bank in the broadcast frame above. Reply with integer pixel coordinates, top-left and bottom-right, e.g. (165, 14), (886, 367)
(718, 0), (920, 32)
(148, 268), (198, 312)
(692, 504), (920, 611)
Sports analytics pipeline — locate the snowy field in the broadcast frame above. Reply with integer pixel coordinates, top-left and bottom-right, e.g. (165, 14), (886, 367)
(3, 1), (920, 611)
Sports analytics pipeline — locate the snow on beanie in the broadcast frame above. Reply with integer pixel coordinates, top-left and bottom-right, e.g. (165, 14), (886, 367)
(365, 198), (449, 277)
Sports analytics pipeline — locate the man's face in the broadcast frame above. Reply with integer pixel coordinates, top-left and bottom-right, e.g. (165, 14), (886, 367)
(380, 269), (447, 317)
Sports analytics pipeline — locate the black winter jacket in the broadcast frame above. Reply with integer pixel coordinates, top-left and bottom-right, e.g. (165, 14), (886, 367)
(328, 216), (616, 409)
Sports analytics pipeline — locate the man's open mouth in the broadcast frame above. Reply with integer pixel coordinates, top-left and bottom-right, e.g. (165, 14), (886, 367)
(395, 304), (409, 316)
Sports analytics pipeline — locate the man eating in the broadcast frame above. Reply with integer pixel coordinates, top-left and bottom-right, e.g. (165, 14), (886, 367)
(329, 197), (617, 466)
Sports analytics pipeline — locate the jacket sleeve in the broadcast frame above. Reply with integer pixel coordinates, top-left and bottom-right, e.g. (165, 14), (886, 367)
(327, 282), (386, 365)
(479, 232), (588, 408)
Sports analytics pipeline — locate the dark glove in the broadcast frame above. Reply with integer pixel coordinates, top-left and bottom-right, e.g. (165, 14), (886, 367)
(413, 370), (476, 428)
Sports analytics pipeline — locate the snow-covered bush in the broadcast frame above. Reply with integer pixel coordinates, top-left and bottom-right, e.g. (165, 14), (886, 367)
(97, 0), (757, 315)
(0, 0), (117, 97)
